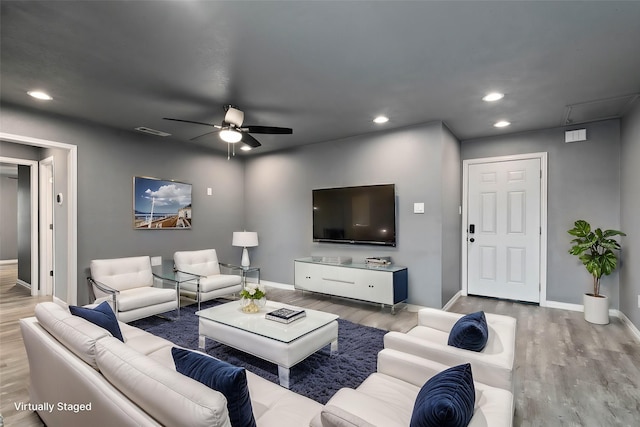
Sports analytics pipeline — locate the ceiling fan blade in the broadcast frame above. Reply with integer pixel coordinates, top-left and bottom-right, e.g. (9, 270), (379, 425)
(163, 117), (215, 127)
(190, 130), (220, 141)
(243, 125), (293, 134)
(241, 133), (262, 148)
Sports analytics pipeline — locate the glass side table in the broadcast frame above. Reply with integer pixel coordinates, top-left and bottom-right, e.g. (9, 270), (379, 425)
(220, 263), (260, 286)
(151, 260), (201, 314)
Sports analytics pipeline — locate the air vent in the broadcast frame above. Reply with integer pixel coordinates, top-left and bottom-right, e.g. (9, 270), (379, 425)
(563, 93), (638, 125)
(134, 127), (171, 137)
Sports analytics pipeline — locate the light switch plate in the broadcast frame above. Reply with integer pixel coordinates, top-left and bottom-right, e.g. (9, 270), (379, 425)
(414, 202), (425, 214)
(207, 188), (212, 196)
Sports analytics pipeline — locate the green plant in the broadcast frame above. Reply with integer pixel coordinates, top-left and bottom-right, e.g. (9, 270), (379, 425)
(568, 219), (625, 297)
(239, 282), (266, 300)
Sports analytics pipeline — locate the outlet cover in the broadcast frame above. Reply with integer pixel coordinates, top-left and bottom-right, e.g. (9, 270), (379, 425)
(414, 203), (425, 214)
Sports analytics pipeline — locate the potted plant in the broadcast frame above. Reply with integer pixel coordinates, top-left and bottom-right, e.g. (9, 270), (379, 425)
(568, 219), (625, 324)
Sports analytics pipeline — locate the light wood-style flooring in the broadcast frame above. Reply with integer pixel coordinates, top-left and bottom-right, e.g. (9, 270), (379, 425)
(2, 264), (639, 426)
(0, 264), (50, 427)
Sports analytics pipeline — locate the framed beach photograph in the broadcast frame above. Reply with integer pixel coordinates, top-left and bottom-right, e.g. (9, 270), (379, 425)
(133, 176), (192, 229)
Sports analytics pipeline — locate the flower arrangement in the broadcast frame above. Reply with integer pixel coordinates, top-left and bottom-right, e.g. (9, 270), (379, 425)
(239, 282), (266, 300)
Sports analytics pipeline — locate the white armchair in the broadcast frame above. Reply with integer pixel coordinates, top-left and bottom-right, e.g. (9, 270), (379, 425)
(173, 249), (242, 308)
(310, 348), (514, 427)
(383, 307), (516, 392)
(88, 256), (178, 323)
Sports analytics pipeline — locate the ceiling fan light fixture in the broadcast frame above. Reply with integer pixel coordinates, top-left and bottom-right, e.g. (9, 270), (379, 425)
(373, 115), (389, 124)
(220, 129), (242, 143)
(494, 120), (511, 128)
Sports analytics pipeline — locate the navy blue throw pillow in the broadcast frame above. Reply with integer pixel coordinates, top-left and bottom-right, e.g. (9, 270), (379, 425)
(69, 301), (124, 342)
(172, 348), (256, 427)
(447, 311), (488, 352)
(410, 363), (475, 427)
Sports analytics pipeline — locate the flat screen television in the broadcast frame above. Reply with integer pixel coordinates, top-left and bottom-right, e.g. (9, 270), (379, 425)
(313, 184), (396, 246)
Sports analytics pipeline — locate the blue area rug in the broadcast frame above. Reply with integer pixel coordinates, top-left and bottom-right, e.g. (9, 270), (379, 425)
(130, 301), (386, 404)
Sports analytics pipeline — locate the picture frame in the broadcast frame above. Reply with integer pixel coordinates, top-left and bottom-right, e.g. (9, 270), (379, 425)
(133, 176), (192, 229)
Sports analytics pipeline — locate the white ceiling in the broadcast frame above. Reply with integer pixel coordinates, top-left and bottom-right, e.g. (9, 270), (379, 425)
(2, 1), (639, 154)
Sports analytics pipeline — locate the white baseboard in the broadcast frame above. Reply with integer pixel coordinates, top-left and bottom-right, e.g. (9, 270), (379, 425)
(0, 259), (18, 266)
(442, 291), (462, 312)
(545, 300), (583, 312)
(616, 310), (640, 343)
(16, 279), (31, 289)
(261, 280), (294, 291)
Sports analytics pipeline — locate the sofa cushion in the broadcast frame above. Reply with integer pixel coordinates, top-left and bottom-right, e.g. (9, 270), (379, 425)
(115, 287), (177, 312)
(447, 311), (488, 352)
(181, 274), (242, 293)
(95, 337), (231, 427)
(70, 301), (124, 341)
(410, 363), (475, 427)
(172, 347), (256, 427)
(34, 302), (112, 369)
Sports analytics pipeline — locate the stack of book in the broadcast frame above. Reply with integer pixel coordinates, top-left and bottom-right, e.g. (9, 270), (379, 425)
(265, 307), (307, 324)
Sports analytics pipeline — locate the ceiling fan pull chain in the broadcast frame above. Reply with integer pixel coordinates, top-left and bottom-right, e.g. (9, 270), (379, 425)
(227, 142), (230, 160)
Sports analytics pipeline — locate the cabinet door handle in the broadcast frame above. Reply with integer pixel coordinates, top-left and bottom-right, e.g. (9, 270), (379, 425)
(322, 278), (355, 284)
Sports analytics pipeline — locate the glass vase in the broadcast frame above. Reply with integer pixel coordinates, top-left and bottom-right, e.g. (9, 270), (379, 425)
(240, 296), (266, 313)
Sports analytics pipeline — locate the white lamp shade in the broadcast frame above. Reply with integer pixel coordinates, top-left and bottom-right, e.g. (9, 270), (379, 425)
(232, 231), (258, 248)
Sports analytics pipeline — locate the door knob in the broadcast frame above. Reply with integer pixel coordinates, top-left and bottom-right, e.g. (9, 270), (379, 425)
(469, 238), (475, 243)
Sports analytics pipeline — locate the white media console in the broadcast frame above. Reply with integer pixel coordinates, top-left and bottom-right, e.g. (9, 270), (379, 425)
(294, 258), (408, 314)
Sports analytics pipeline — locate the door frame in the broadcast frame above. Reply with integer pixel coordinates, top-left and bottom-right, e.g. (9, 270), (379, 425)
(461, 152), (549, 306)
(0, 156), (39, 295)
(0, 132), (78, 305)
(39, 156), (55, 296)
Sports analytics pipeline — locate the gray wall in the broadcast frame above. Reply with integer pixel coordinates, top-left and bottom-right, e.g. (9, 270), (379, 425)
(42, 147), (69, 301)
(245, 121), (460, 308)
(1, 103), (245, 304)
(620, 101), (640, 329)
(461, 119), (622, 307)
(0, 170), (18, 260)
(441, 125), (462, 305)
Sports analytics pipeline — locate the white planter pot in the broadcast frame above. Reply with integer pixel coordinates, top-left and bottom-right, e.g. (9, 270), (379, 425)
(583, 293), (609, 325)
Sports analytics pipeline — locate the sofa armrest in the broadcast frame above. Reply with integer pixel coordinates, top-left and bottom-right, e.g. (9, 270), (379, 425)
(376, 348), (450, 387)
(88, 277), (119, 310)
(383, 331), (513, 391)
(417, 307), (462, 331)
(311, 405), (376, 427)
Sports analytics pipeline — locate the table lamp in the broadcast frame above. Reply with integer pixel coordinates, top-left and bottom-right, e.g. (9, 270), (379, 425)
(232, 231), (259, 268)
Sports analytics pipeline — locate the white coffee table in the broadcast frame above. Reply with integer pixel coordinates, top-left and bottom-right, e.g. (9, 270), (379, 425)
(196, 300), (339, 388)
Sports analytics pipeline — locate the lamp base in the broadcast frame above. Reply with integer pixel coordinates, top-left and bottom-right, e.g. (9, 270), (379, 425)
(241, 247), (250, 268)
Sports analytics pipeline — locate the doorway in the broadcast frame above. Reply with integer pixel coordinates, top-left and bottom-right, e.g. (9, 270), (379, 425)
(0, 132), (77, 305)
(462, 153), (548, 304)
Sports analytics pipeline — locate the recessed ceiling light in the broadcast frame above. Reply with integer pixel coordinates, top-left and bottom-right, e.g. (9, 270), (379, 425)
(483, 92), (504, 102)
(240, 145), (252, 151)
(27, 90), (53, 101)
(494, 120), (511, 128)
(373, 116), (389, 124)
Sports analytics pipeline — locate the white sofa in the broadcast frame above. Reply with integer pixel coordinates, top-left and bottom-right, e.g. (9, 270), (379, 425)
(173, 249), (243, 306)
(311, 348), (514, 427)
(20, 302), (322, 427)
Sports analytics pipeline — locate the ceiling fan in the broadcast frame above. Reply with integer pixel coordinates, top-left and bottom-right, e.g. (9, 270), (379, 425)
(163, 105), (293, 149)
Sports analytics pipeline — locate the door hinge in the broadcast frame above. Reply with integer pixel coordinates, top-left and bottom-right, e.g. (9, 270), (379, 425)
(49, 224), (53, 230)
(49, 270), (54, 276)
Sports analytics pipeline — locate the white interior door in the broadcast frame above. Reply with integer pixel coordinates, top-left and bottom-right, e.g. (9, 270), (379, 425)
(467, 158), (541, 302)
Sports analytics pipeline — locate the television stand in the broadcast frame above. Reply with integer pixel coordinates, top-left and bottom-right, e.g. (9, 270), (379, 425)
(294, 258), (408, 314)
